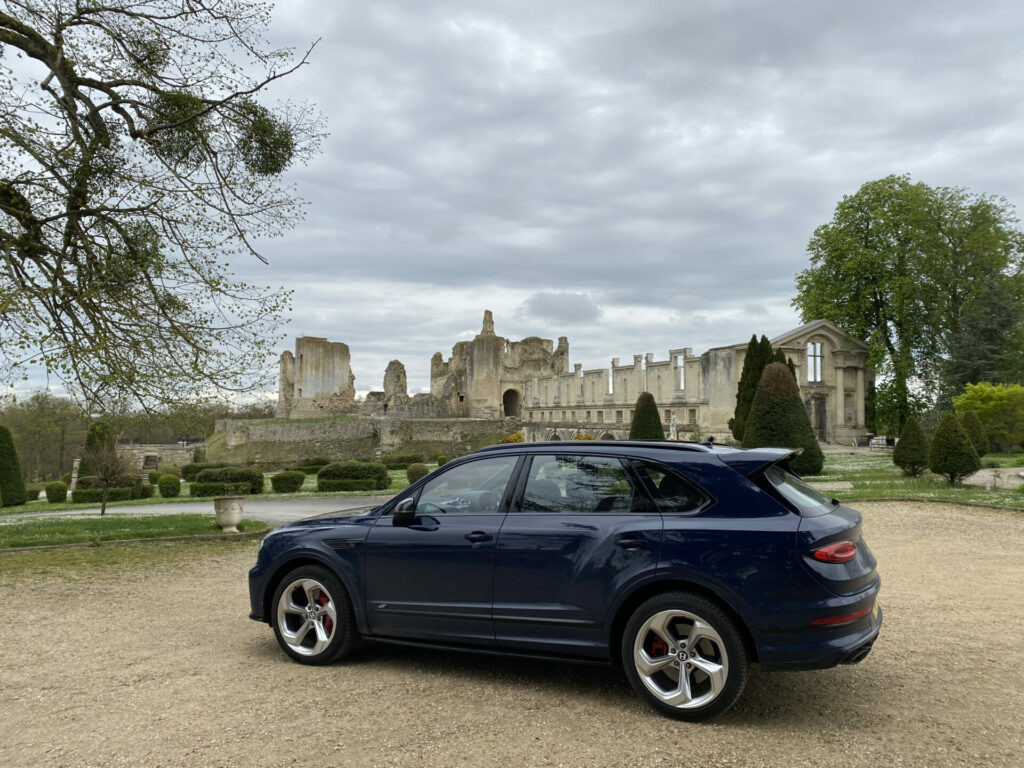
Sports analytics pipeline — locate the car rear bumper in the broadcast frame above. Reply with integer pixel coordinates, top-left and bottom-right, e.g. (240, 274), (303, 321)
(757, 604), (883, 671)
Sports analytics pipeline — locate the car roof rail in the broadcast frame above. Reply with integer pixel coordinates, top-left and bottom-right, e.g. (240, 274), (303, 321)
(473, 440), (715, 454)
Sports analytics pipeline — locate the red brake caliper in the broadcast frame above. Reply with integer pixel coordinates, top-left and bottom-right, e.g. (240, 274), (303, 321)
(317, 591), (334, 634)
(650, 636), (668, 658)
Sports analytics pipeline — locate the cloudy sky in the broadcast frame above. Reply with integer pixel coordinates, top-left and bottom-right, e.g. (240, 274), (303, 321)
(235, 0), (1024, 395)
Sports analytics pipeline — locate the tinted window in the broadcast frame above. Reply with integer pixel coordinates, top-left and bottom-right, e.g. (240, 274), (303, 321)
(415, 455), (519, 515)
(635, 462), (709, 514)
(764, 464), (831, 517)
(518, 454), (636, 514)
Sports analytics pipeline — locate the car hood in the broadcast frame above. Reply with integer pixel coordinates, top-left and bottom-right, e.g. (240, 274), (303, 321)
(278, 505), (381, 530)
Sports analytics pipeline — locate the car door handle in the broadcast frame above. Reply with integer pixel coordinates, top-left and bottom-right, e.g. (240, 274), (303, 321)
(465, 531), (493, 543)
(615, 536), (647, 550)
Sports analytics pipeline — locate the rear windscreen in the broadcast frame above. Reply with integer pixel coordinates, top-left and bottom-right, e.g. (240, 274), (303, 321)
(763, 464), (832, 517)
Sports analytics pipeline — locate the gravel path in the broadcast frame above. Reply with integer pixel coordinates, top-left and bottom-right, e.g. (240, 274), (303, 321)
(1, 501), (1021, 767)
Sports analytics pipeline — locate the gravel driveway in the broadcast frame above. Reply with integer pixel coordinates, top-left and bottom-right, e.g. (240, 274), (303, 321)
(1, 501), (1021, 767)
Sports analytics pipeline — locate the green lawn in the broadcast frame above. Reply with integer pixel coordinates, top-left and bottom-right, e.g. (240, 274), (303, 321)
(814, 451), (1024, 509)
(0, 513), (267, 549)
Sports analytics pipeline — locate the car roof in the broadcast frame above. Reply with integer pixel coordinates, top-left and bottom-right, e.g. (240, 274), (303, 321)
(475, 439), (717, 456)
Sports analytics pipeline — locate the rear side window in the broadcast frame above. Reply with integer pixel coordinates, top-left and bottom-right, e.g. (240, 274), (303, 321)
(763, 465), (831, 517)
(518, 454), (637, 514)
(633, 462), (709, 514)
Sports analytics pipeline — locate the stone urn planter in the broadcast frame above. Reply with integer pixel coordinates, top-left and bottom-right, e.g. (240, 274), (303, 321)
(213, 496), (244, 533)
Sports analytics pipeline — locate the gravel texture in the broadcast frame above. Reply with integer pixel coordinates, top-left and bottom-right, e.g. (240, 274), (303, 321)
(0, 501), (1021, 768)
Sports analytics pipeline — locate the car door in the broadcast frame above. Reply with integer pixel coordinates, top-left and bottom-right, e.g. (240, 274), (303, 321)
(363, 454), (521, 645)
(492, 453), (663, 660)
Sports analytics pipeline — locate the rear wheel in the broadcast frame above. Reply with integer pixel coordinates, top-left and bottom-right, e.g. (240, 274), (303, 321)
(272, 565), (358, 665)
(621, 591), (748, 721)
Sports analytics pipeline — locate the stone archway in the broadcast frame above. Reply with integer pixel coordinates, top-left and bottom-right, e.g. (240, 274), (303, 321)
(600, 432), (616, 440)
(548, 432), (562, 441)
(502, 388), (522, 418)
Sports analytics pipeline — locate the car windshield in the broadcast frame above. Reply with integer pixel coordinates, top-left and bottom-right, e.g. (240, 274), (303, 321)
(763, 464), (832, 517)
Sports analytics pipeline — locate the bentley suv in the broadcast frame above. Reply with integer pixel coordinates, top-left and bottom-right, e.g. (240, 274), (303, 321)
(248, 441), (882, 721)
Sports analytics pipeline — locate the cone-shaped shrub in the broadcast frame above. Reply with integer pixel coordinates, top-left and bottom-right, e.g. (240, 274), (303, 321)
(742, 363), (824, 475)
(892, 416), (927, 476)
(959, 410), (989, 457)
(0, 424), (27, 506)
(928, 413), (980, 485)
(629, 392), (665, 439)
(729, 335), (762, 440)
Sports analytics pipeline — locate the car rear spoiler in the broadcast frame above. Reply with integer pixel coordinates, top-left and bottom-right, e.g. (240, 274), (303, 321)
(717, 447), (803, 478)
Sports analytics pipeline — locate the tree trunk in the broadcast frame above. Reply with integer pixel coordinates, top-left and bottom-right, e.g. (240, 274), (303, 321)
(100, 486), (108, 516)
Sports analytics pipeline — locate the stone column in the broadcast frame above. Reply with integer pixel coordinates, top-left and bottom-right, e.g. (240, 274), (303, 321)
(856, 367), (865, 426)
(835, 365), (845, 427)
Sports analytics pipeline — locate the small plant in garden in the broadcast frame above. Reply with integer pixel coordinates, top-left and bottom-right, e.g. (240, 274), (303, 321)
(317, 461), (390, 492)
(497, 431), (524, 443)
(572, 432), (597, 440)
(928, 413), (981, 485)
(406, 463), (429, 484)
(959, 410), (989, 457)
(45, 481), (68, 503)
(892, 416), (928, 476)
(270, 471), (305, 493)
(629, 392), (665, 440)
(435, 455), (449, 467)
(743, 363), (824, 475)
(157, 474), (181, 498)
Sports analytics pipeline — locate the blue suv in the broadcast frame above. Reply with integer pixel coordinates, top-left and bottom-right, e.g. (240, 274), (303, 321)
(248, 441), (882, 720)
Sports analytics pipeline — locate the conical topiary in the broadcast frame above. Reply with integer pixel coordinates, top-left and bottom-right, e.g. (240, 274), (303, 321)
(0, 424), (27, 507)
(892, 415), (927, 476)
(742, 362), (824, 475)
(928, 412), (980, 485)
(959, 410), (989, 457)
(729, 335), (762, 440)
(629, 392), (665, 439)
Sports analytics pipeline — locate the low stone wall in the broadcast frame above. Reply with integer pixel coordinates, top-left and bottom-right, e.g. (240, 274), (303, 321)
(208, 416), (519, 466)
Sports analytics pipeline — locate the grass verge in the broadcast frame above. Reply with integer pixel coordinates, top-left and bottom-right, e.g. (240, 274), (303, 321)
(0, 514), (266, 549)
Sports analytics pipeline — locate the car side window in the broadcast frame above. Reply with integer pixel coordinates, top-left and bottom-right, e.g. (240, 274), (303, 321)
(518, 454), (637, 514)
(634, 461), (709, 514)
(414, 455), (519, 515)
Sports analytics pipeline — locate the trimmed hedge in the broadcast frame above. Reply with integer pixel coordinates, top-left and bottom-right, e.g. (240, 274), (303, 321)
(25, 483), (43, 502)
(45, 481), (68, 503)
(190, 481), (251, 497)
(148, 471), (163, 486)
(157, 474), (181, 498)
(317, 461), (390, 491)
(195, 466), (264, 494)
(75, 474), (99, 490)
(181, 462), (234, 482)
(157, 463), (181, 477)
(406, 463), (429, 484)
(318, 478), (377, 492)
(61, 473), (72, 486)
(136, 483), (155, 499)
(271, 471), (306, 493)
(381, 453), (420, 470)
(285, 465), (324, 475)
(71, 487), (133, 504)
(436, 455), (449, 467)
(0, 424), (27, 506)
(301, 456), (331, 467)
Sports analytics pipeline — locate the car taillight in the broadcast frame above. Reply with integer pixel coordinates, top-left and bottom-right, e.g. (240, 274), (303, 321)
(810, 605), (873, 626)
(811, 540), (857, 563)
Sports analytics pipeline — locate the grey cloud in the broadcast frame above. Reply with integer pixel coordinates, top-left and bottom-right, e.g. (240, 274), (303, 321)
(517, 291), (603, 326)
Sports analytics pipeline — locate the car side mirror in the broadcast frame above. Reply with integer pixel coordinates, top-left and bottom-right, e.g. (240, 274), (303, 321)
(393, 497), (416, 527)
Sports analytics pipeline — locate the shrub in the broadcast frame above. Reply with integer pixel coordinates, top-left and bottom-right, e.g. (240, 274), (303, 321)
(317, 461), (390, 491)
(318, 478), (378, 492)
(45, 481), (68, 503)
(148, 471), (163, 486)
(76, 474), (99, 490)
(136, 482), (155, 499)
(436, 455), (449, 467)
(381, 452), (421, 469)
(497, 432), (524, 444)
(629, 392), (666, 440)
(0, 424), (27, 506)
(960, 410), (989, 457)
(191, 447), (207, 464)
(181, 462), (233, 482)
(71, 487), (133, 504)
(189, 481), (250, 497)
(406, 463), (429, 484)
(195, 466), (264, 494)
(158, 475), (181, 498)
(157, 463), (181, 477)
(24, 483), (43, 501)
(928, 412), (981, 485)
(742, 363), (824, 476)
(572, 432), (597, 440)
(892, 416), (928, 477)
(302, 456), (331, 467)
(61, 472), (72, 485)
(271, 471), (306, 493)
(299, 465), (324, 475)
(953, 382), (1024, 452)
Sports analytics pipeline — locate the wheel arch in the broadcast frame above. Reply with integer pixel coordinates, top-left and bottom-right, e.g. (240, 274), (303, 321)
(607, 579), (758, 668)
(263, 553), (362, 631)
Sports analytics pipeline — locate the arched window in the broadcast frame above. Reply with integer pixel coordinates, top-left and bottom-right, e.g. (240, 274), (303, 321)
(807, 341), (824, 383)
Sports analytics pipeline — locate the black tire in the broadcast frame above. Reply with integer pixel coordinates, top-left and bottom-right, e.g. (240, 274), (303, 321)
(271, 564), (359, 665)
(621, 591), (748, 721)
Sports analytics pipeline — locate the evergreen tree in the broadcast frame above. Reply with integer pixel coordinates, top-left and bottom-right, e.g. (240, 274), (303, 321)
(0, 425), (28, 506)
(928, 413), (981, 485)
(729, 335), (761, 440)
(742, 363), (824, 475)
(892, 416), (928, 476)
(629, 392), (666, 439)
(959, 410), (989, 457)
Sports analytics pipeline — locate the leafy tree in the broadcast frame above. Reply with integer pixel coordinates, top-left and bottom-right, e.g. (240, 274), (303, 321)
(0, 391), (88, 480)
(794, 175), (1024, 430)
(629, 392), (665, 440)
(953, 383), (1024, 451)
(959, 410), (989, 457)
(892, 416), (927, 477)
(83, 420), (134, 515)
(0, 2), (322, 411)
(928, 413), (980, 485)
(743, 363), (824, 475)
(0, 423), (27, 506)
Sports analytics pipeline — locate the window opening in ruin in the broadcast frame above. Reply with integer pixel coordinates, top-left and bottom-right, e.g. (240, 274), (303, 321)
(297, 388), (302, 398)
(597, 411), (604, 423)
(502, 389), (522, 418)
(571, 410), (576, 421)
(586, 410), (591, 421)
(678, 364), (684, 390)
(665, 409), (672, 423)
(807, 342), (823, 382)
(688, 408), (697, 424)
(458, 393), (465, 403)
(616, 410), (623, 423)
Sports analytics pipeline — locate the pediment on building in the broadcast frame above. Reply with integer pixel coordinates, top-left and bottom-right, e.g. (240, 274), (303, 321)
(770, 319), (869, 351)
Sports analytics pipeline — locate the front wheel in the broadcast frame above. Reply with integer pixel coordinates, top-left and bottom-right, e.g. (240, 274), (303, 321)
(271, 565), (358, 665)
(621, 592), (748, 721)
